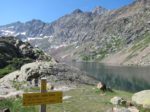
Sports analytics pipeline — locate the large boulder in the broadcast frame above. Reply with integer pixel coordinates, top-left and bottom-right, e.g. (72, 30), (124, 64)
(132, 90), (150, 109)
(0, 62), (97, 94)
(19, 62), (97, 85)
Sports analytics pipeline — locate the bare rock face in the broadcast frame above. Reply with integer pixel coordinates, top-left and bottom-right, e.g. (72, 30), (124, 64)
(0, 36), (53, 78)
(92, 6), (108, 15)
(132, 90), (150, 109)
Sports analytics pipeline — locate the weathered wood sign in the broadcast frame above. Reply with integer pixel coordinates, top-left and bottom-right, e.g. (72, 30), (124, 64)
(23, 78), (63, 112)
(23, 91), (62, 106)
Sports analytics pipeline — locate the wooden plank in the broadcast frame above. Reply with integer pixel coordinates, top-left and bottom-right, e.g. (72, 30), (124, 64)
(40, 78), (47, 112)
(23, 91), (63, 106)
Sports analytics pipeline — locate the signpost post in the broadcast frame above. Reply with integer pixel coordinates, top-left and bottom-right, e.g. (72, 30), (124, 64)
(23, 78), (63, 112)
(40, 78), (47, 112)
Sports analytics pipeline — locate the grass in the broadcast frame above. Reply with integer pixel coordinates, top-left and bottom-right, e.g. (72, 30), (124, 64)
(80, 36), (124, 62)
(0, 85), (134, 112)
(124, 33), (150, 62)
(0, 58), (33, 78)
(130, 33), (150, 53)
(0, 65), (16, 78)
(0, 98), (38, 112)
(49, 86), (132, 112)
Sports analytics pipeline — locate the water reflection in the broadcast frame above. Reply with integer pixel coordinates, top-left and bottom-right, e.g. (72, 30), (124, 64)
(68, 62), (150, 92)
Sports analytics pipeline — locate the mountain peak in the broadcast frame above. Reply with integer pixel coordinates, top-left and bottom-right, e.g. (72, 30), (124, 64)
(72, 9), (83, 14)
(92, 6), (108, 15)
(27, 19), (45, 23)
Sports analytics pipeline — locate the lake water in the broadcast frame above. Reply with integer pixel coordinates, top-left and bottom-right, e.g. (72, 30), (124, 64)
(68, 62), (150, 92)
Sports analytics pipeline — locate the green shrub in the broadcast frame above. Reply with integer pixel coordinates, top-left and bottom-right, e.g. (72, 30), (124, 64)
(82, 55), (91, 61)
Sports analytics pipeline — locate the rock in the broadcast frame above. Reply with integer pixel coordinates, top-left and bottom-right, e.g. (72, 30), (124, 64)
(110, 96), (126, 106)
(31, 78), (39, 87)
(97, 82), (106, 92)
(0, 91), (23, 100)
(47, 84), (54, 90)
(18, 62), (97, 85)
(53, 86), (74, 92)
(92, 6), (108, 15)
(63, 96), (72, 100)
(126, 101), (134, 107)
(0, 62), (97, 93)
(132, 90), (150, 109)
(112, 107), (130, 112)
(128, 106), (139, 112)
(0, 108), (10, 112)
(3, 108), (10, 112)
(110, 107), (139, 112)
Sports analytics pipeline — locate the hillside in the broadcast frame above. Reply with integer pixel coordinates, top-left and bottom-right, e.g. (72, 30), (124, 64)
(0, 37), (97, 95)
(0, 36), (52, 78)
(0, 0), (150, 66)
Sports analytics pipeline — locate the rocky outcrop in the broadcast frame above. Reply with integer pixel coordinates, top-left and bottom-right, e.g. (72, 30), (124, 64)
(132, 90), (150, 109)
(0, 36), (53, 77)
(92, 6), (108, 15)
(0, 36), (52, 61)
(0, 62), (97, 94)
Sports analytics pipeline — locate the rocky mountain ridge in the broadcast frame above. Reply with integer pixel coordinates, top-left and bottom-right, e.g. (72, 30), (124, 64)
(0, 0), (150, 66)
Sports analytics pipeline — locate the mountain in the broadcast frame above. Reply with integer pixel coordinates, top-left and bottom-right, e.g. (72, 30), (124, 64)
(92, 6), (108, 15)
(0, 0), (150, 66)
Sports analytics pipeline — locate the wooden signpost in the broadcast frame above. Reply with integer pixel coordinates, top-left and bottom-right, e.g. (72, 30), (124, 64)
(23, 78), (63, 112)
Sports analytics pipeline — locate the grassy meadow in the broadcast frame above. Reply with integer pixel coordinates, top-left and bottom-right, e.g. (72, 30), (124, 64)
(0, 85), (134, 112)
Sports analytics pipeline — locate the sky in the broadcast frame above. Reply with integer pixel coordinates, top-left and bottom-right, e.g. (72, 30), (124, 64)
(0, 0), (134, 25)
